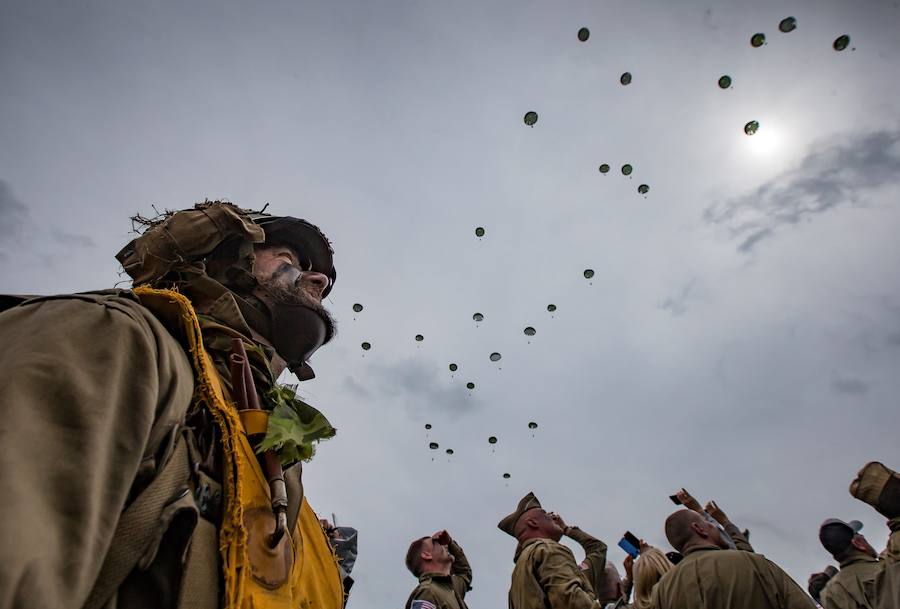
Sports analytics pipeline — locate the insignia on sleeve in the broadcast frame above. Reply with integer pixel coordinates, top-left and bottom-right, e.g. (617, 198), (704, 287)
(411, 601), (437, 609)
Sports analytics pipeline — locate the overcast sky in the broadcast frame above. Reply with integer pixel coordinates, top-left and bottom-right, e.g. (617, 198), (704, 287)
(3, 0), (900, 606)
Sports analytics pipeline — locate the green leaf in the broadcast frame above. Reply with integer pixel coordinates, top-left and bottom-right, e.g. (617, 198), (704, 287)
(257, 385), (336, 467)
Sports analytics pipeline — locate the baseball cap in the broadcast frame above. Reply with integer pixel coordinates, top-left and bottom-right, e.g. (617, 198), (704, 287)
(819, 518), (863, 555)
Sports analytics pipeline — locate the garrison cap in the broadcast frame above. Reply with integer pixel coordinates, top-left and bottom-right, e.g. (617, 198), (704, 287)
(498, 491), (542, 537)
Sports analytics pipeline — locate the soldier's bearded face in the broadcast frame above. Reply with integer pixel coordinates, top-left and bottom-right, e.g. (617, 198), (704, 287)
(253, 246), (336, 330)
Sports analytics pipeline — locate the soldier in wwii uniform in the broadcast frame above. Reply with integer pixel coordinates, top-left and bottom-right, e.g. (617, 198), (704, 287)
(499, 492), (608, 609)
(404, 530), (472, 609)
(649, 509), (815, 609)
(0, 201), (347, 609)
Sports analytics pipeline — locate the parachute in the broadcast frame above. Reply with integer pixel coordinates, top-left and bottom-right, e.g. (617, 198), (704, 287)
(429, 442), (439, 450)
(598, 163), (610, 174)
(778, 17), (797, 33)
(502, 473), (511, 479)
(473, 312), (484, 322)
(718, 75), (732, 89)
(577, 27), (590, 42)
(475, 226), (485, 237)
(425, 424), (432, 430)
(490, 352), (502, 362)
(833, 35), (850, 51)
(583, 269), (595, 279)
(547, 304), (557, 312)
(524, 111), (538, 127)
(415, 334), (424, 342)
(449, 363), (458, 372)
(466, 382), (475, 390)
(638, 184), (650, 195)
(751, 33), (766, 47)
(446, 448), (454, 455)
(744, 120), (760, 135)
(528, 421), (538, 430)
(352, 303), (363, 313)
(621, 164), (633, 176)
(361, 341), (371, 350)
(620, 72), (632, 86)
(488, 436), (498, 444)
(524, 326), (536, 336)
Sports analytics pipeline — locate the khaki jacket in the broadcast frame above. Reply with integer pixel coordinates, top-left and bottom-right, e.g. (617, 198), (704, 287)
(820, 555), (880, 609)
(649, 546), (816, 609)
(405, 540), (472, 609)
(508, 534), (602, 609)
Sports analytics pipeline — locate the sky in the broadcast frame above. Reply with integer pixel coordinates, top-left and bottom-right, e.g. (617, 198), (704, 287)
(2, 0), (900, 606)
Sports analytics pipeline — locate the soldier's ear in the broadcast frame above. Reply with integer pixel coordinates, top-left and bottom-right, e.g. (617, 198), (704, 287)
(689, 521), (708, 538)
(421, 550), (433, 561)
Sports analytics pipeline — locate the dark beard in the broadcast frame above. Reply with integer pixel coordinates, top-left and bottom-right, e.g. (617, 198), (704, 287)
(258, 264), (337, 339)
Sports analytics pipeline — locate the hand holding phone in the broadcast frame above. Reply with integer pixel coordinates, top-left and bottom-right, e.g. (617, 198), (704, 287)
(618, 531), (641, 559)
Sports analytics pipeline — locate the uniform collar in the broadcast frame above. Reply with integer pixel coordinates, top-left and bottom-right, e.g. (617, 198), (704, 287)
(418, 571), (453, 584)
(839, 553), (879, 568)
(682, 543), (723, 557)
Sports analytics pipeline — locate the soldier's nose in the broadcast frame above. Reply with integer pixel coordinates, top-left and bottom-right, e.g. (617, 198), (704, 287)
(300, 271), (330, 300)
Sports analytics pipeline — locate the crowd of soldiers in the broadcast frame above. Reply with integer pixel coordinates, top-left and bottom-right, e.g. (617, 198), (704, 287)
(405, 463), (900, 609)
(0, 201), (895, 609)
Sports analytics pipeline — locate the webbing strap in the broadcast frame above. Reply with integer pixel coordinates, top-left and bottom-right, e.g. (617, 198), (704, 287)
(176, 517), (220, 609)
(82, 440), (191, 609)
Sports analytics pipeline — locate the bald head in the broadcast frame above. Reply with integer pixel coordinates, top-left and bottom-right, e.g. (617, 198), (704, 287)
(665, 509), (726, 553)
(594, 561), (624, 602)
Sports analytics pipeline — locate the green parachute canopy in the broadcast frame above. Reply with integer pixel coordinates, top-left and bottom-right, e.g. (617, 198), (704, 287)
(415, 334), (424, 342)
(751, 33), (766, 47)
(361, 341), (371, 350)
(577, 27), (590, 42)
(352, 303), (363, 313)
(620, 72), (632, 85)
(473, 312), (484, 322)
(528, 421), (538, 429)
(524, 111), (538, 126)
(833, 35), (850, 51)
(524, 326), (536, 336)
(449, 363), (458, 372)
(622, 164), (633, 176)
(425, 423), (432, 430)
(490, 352), (502, 362)
(503, 473), (511, 479)
(583, 269), (595, 279)
(446, 448), (454, 455)
(547, 304), (557, 312)
(744, 120), (760, 135)
(638, 184), (650, 195)
(598, 163), (610, 174)
(475, 226), (485, 237)
(718, 75), (732, 89)
(488, 436), (498, 444)
(779, 17), (797, 33)
(429, 442), (439, 450)
(466, 382), (475, 390)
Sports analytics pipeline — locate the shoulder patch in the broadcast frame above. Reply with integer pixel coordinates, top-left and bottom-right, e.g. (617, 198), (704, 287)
(411, 601), (437, 609)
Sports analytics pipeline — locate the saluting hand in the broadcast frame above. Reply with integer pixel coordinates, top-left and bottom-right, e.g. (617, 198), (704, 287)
(548, 512), (569, 533)
(432, 530), (451, 546)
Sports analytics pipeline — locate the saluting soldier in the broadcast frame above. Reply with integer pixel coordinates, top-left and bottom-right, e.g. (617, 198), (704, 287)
(404, 530), (472, 609)
(499, 492), (607, 609)
(649, 509), (815, 609)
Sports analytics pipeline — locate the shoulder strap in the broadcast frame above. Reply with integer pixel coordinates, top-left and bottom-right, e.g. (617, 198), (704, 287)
(82, 438), (191, 609)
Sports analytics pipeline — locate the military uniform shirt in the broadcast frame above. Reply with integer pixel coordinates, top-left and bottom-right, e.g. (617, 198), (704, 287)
(405, 540), (472, 609)
(820, 555), (881, 609)
(509, 537), (601, 609)
(649, 546), (816, 609)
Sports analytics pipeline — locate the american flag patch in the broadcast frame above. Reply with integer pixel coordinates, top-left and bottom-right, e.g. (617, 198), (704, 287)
(411, 601), (437, 609)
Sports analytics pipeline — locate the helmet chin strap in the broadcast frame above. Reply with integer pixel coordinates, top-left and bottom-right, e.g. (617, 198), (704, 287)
(233, 294), (333, 379)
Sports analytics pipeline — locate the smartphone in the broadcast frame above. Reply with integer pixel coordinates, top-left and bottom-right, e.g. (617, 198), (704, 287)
(669, 494), (682, 505)
(666, 551), (684, 565)
(617, 531), (641, 559)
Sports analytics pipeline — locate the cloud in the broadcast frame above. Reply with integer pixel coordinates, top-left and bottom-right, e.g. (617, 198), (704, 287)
(343, 357), (483, 420)
(703, 129), (900, 252)
(660, 280), (696, 317)
(831, 376), (870, 396)
(51, 229), (96, 248)
(0, 180), (28, 243)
